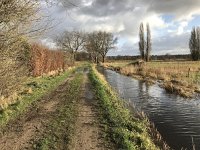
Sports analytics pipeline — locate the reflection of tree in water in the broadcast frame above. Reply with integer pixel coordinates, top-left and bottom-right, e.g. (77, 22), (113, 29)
(137, 81), (150, 101)
(145, 82), (150, 98)
(138, 80), (143, 97)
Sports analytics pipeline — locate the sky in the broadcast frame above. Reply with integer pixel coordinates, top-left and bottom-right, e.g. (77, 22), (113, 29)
(39, 0), (200, 56)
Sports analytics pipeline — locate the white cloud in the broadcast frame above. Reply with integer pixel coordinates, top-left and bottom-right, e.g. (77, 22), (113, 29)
(37, 0), (200, 55)
(41, 38), (57, 49)
(144, 14), (167, 29)
(176, 21), (188, 35)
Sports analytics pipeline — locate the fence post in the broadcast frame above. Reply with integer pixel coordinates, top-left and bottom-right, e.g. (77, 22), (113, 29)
(188, 68), (190, 77)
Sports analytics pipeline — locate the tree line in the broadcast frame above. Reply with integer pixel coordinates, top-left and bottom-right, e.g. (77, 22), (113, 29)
(56, 31), (117, 63)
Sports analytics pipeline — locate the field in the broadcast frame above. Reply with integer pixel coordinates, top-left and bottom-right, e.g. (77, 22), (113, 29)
(103, 60), (200, 98)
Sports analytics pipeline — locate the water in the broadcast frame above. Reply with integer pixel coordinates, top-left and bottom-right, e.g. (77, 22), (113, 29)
(98, 67), (200, 150)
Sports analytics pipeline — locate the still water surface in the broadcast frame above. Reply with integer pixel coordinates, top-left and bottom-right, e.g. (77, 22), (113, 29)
(99, 68), (200, 150)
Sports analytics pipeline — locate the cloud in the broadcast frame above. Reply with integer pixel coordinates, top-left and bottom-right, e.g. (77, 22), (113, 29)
(40, 38), (58, 49)
(37, 0), (200, 55)
(146, 0), (200, 21)
(177, 21), (188, 35)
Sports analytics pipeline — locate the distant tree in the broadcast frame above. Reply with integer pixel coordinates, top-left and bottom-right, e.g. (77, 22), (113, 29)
(85, 31), (117, 63)
(98, 31), (117, 63)
(76, 52), (89, 61)
(138, 22), (152, 62)
(146, 23), (151, 62)
(139, 23), (145, 60)
(85, 32), (100, 63)
(165, 53), (171, 60)
(189, 27), (200, 61)
(56, 31), (86, 61)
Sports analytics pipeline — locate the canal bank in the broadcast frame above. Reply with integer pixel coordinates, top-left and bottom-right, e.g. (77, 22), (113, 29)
(98, 67), (200, 150)
(90, 65), (169, 149)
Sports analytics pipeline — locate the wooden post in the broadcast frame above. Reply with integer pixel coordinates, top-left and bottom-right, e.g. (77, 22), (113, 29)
(188, 68), (191, 77)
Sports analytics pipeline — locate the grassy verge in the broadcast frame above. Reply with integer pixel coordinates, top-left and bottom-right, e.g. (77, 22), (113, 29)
(89, 65), (169, 150)
(0, 68), (76, 127)
(34, 73), (84, 150)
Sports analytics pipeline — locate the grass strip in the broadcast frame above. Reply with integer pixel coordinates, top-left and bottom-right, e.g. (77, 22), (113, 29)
(34, 72), (84, 150)
(89, 65), (159, 150)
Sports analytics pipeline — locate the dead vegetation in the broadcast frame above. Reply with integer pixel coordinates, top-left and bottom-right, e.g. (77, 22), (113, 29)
(103, 60), (200, 98)
(30, 43), (65, 77)
(0, 42), (69, 113)
(0, 40), (30, 100)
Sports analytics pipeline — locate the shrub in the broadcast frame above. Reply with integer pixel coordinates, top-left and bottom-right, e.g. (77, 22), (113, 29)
(30, 44), (65, 76)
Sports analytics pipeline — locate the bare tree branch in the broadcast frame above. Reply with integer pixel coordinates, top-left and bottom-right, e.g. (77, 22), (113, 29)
(56, 30), (86, 60)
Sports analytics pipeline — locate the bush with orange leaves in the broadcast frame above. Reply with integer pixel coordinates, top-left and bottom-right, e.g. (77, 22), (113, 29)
(30, 44), (65, 77)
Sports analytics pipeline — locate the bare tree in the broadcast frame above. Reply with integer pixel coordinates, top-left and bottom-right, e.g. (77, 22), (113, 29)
(85, 31), (117, 63)
(85, 33), (99, 63)
(97, 31), (117, 63)
(0, 0), (40, 51)
(146, 23), (151, 62)
(56, 30), (86, 61)
(189, 27), (200, 61)
(139, 23), (145, 60)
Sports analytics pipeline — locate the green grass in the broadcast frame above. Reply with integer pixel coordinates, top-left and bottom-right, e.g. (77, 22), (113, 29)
(0, 68), (76, 127)
(34, 72), (84, 150)
(89, 65), (159, 150)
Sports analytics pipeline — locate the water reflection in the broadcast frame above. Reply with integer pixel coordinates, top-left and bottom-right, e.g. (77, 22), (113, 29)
(98, 67), (200, 150)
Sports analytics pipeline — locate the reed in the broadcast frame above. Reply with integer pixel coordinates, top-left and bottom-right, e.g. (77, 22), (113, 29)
(103, 61), (200, 98)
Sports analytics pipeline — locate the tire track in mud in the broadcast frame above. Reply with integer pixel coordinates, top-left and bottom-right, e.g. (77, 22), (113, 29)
(69, 72), (113, 150)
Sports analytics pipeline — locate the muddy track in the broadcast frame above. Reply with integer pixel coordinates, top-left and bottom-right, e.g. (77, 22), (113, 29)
(0, 77), (73, 150)
(0, 68), (114, 150)
(69, 74), (113, 150)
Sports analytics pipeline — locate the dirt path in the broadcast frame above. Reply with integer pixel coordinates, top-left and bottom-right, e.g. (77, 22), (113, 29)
(0, 77), (73, 150)
(0, 69), (113, 150)
(69, 74), (112, 150)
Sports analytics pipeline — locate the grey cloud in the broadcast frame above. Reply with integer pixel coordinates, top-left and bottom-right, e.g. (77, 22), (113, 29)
(79, 0), (136, 17)
(39, 0), (200, 55)
(147, 0), (200, 17)
(152, 32), (190, 54)
(72, 0), (200, 20)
